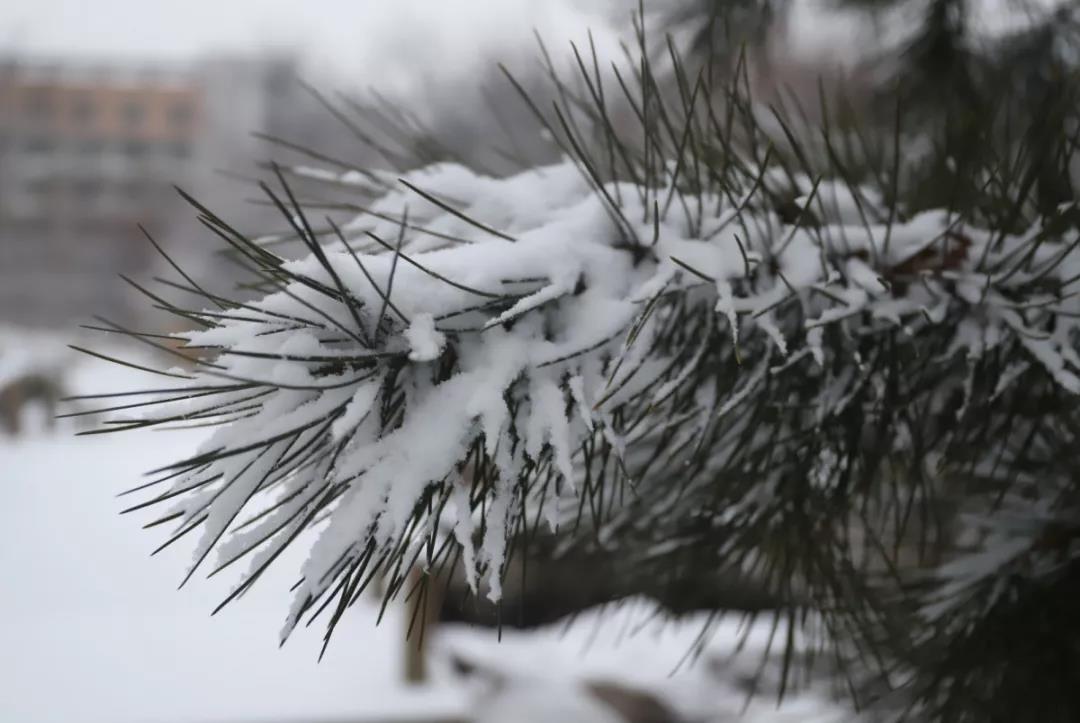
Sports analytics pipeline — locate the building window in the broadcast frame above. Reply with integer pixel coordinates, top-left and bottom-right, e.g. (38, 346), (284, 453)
(168, 141), (191, 159)
(123, 140), (148, 158)
(79, 139), (105, 156)
(120, 180), (145, 201)
(23, 136), (55, 154)
(23, 88), (53, 119)
(28, 178), (57, 197)
(167, 102), (194, 130)
(71, 97), (96, 124)
(73, 179), (102, 200)
(122, 100), (145, 128)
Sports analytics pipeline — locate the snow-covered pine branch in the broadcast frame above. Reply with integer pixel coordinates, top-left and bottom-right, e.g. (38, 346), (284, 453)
(78, 11), (1080, 716)
(93, 143), (1080, 646)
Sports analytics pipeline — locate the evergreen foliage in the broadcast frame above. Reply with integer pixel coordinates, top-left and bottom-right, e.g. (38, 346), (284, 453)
(75, 2), (1080, 720)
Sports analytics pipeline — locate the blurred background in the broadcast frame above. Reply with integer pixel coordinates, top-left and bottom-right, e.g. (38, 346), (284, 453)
(0, 0), (634, 329)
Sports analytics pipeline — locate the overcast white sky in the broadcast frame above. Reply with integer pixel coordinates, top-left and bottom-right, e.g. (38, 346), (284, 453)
(2, 0), (633, 93)
(2, 0), (1065, 95)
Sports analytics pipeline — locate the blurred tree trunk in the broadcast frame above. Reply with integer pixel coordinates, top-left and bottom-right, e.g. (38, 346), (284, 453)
(404, 565), (445, 684)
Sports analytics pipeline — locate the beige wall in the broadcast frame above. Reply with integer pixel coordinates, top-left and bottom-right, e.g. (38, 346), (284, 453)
(0, 79), (201, 143)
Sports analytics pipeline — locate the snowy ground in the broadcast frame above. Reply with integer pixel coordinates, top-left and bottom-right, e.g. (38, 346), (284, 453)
(0, 340), (465, 723)
(0, 330), (856, 722)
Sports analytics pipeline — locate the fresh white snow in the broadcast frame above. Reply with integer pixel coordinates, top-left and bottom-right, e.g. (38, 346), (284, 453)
(0, 350), (464, 723)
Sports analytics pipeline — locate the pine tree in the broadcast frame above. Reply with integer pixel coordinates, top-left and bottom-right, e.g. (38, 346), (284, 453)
(75, 2), (1080, 720)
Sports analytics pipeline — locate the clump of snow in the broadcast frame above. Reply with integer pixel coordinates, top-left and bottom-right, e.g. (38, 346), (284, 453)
(404, 312), (447, 362)
(439, 599), (859, 723)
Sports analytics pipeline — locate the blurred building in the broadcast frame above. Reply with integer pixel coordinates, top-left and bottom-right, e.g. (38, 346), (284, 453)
(0, 54), (330, 330)
(0, 58), (203, 327)
(0, 50), (547, 331)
